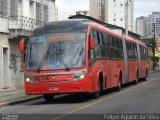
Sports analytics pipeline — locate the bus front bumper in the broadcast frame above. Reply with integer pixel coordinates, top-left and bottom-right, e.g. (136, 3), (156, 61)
(25, 80), (91, 95)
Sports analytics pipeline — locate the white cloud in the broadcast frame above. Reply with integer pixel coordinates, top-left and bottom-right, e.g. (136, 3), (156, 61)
(56, 0), (160, 20)
(135, 0), (160, 18)
(56, 0), (89, 20)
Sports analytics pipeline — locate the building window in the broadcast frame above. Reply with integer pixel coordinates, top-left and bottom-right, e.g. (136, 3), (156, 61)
(120, 18), (123, 21)
(120, 4), (123, 6)
(10, 0), (18, 18)
(36, 2), (42, 25)
(43, 5), (48, 23)
(0, 0), (8, 16)
(113, 18), (116, 21)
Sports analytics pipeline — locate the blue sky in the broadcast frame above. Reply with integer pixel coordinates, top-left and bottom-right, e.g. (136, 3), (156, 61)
(56, 0), (160, 20)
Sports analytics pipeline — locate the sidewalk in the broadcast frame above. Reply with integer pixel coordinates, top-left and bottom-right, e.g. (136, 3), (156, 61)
(0, 70), (159, 108)
(0, 87), (41, 108)
(149, 69), (160, 74)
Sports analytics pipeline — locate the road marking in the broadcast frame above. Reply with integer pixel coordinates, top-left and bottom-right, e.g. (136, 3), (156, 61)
(52, 78), (159, 120)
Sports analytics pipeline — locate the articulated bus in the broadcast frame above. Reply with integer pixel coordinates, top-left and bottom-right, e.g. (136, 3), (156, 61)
(20, 19), (148, 102)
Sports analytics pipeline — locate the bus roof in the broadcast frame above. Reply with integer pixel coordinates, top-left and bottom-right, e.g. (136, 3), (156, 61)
(89, 22), (146, 47)
(32, 19), (90, 36)
(89, 22), (123, 39)
(32, 19), (146, 47)
(123, 35), (146, 46)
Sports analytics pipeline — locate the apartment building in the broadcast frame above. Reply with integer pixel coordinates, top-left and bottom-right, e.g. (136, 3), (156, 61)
(89, 0), (134, 32)
(0, 0), (58, 89)
(136, 12), (160, 39)
(136, 16), (146, 37)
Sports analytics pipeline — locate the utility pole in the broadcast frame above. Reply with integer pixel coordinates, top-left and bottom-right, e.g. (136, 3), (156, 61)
(125, 0), (129, 35)
(152, 23), (156, 70)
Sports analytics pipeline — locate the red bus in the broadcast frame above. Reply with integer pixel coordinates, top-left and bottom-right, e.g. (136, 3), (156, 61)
(20, 19), (148, 102)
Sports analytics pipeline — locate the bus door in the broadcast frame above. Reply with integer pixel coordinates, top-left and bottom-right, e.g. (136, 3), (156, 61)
(122, 38), (129, 83)
(137, 43), (142, 78)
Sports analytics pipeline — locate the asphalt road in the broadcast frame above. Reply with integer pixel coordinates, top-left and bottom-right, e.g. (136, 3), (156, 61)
(0, 72), (160, 120)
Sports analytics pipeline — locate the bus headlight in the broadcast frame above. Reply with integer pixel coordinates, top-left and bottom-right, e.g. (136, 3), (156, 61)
(26, 78), (32, 83)
(75, 74), (85, 80)
(80, 75), (85, 79)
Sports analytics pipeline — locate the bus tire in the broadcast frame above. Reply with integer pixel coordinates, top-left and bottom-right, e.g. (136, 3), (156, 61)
(43, 94), (54, 103)
(91, 73), (103, 99)
(116, 74), (122, 91)
(143, 69), (148, 81)
(134, 71), (139, 85)
(91, 91), (100, 99)
(91, 81), (101, 99)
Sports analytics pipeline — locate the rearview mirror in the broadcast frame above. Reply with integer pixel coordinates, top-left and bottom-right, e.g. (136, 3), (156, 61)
(19, 38), (25, 52)
(89, 37), (95, 49)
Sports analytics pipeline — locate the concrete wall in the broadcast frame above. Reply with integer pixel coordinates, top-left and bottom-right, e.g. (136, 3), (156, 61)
(0, 18), (9, 33)
(49, 0), (58, 21)
(22, 0), (30, 18)
(89, 0), (99, 20)
(9, 39), (24, 88)
(0, 33), (24, 89)
(0, 33), (9, 89)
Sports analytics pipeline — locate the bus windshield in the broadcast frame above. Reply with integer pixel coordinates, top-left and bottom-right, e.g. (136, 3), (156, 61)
(27, 33), (86, 71)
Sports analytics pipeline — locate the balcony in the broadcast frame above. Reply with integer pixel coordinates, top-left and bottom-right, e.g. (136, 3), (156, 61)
(9, 16), (46, 39)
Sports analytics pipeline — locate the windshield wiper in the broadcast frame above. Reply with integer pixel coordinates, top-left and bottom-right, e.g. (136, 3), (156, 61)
(56, 54), (70, 71)
(37, 43), (70, 72)
(37, 43), (51, 73)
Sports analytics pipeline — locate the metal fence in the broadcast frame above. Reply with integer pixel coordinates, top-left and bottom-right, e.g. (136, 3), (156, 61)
(9, 16), (46, 31)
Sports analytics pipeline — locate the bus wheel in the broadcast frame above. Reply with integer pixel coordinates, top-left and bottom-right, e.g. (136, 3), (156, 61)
(134, 78), (138, 85)
(143, 77), (147, 81)
(143, 70), (148, 81)
(43, 94), (54, 103)
(116, 75), (122, 91)
(134, 72), (139, 85)
(91, 81), (101, 99)
(117, 79), (121, 91)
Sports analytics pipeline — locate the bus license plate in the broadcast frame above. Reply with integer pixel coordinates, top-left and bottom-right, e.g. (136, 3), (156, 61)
(49, 87), (59, 91)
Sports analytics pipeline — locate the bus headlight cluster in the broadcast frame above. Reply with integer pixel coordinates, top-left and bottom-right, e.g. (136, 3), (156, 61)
(26, 78), (33, 83)
(75, 75), (85, 80)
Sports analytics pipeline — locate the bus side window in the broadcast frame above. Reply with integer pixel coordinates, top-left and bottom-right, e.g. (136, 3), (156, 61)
(126, 42), (130, 59)
(93, 31), (102, 59)
(117, 39), (123, 59)
(140, 46), (143, 60)
(89, 30), (95, 65)
(103, 33), (108, 46)
(108, 36), (112, 58)
(103, 33), (109, 58)
(119, 39), (123, 49)
(99, 32), (106, 58)
(93, 30), (98, 44)
(129, 42), (132, 59)
(97, 31), (102, 45)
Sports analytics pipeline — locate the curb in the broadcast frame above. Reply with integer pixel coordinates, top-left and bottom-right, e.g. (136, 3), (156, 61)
(0, 96), (42, 108)
(149, 70), (160, 74)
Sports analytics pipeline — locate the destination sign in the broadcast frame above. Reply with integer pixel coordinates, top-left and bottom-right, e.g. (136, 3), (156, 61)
(48, 34), (75, 41)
